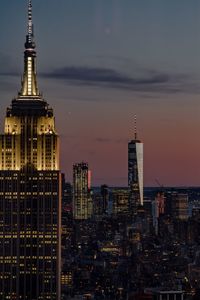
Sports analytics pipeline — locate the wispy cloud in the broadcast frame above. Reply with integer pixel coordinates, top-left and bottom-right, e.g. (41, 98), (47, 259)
(43, 65), (198, 94)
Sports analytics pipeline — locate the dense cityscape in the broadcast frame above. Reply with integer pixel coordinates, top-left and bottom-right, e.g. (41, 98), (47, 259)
(62, 182), (200, 299)
(0, 1), (200, 300)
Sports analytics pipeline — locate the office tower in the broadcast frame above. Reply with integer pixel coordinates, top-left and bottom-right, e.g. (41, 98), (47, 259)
(128, 117), (143, 211)
(0, 1), (61, 299)
(152, 192), (165, 221)
(172, 193), (189, 221)
(73, 162), (93, 220)
(101, 184), (109, 214)
(112, 188), (129, 215)
(93, 192), (103, 216)
(93, 185), (109, 217)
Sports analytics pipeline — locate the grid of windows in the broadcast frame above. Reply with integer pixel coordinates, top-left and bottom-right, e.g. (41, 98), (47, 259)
(0, 171), (60, 299)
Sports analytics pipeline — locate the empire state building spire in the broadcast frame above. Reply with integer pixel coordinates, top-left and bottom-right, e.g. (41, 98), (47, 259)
(19, 0), (40, 97)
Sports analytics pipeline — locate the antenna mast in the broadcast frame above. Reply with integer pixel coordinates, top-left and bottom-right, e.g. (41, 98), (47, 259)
(134, 114), (137, 140)
(28, 0), (33, 43)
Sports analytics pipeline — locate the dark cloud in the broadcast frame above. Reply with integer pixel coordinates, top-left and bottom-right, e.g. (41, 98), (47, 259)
(43, 65), (197, 94)
(45, 66), (169, 85)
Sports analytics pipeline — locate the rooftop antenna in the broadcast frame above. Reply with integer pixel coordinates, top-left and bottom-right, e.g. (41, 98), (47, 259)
(134, 114), (137, 140)
(28, 0), (33, 43)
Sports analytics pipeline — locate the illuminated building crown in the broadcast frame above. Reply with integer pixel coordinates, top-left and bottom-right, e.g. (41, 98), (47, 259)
(19, 0), (40, 98)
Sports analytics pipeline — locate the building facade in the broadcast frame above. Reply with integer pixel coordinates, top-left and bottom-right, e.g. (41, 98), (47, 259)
(73, 162), (92, 220)
(0, 1), (61, 299)
(172, 193), (189, 221)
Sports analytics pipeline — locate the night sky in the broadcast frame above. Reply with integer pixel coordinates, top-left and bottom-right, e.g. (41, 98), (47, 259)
(1, 0), (200, 186)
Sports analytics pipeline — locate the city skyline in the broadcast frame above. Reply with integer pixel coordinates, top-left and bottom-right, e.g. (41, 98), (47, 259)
(1, 1), (200, 186)
(1, 2), (200, 299)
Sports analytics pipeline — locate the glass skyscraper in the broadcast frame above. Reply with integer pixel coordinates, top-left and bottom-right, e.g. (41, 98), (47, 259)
(0, 1), (61, 299)
(128, 126), (143, 211)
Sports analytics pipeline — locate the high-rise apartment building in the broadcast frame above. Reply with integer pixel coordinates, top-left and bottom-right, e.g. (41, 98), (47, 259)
(73, 162), (93, 220)
(0, 1), (61, 299)
(128, 119), (143, 210)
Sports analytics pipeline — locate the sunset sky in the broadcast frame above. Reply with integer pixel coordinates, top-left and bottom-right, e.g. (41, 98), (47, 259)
(1, 0), (200, 186)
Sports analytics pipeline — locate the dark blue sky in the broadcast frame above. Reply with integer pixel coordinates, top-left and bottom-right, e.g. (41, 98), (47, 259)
(1, 0), (200, 186)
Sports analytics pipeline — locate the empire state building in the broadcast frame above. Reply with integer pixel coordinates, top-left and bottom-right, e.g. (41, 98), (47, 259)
(0, 1), (61, 299)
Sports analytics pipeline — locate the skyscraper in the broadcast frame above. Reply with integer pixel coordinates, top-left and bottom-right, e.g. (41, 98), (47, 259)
(128, 117), (143, 211)
(0, 1), (61, 299)
(73, 162), (93, 220)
